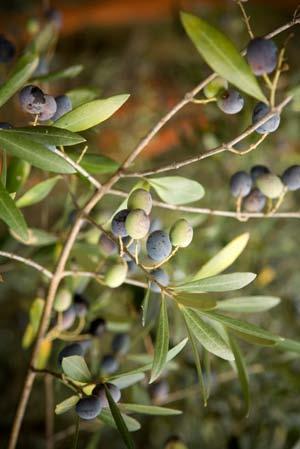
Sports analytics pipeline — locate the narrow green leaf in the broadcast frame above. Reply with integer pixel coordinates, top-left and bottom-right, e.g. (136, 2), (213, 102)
(12, 127), (86, 146)
(108, 338), (188, 379)
(62, 355), (92, 382)
(193, 233), (250, 280)
(175, 293), (216, 310)
(16, 176), (61, 208)
(55, 95), (130, 132)
(31, 64), (83, 83)
(203, 311), (280, 343)
(0, 181), (28, 240)
(173, 272), (256, 293)
(67, 151), (119, 174)
(104, 384), (135, 449)
(277, 338), (300, 355)
(66, 87), (99, 108)
(0, 52), (39, 108)
(1, 151), (7, 186)
(55, 395), (79, 415)
(184, 320), (208, 405)
(11, 227), (57, 246)
(150, 296), (169, 383)
(99, 409), (140, 432)
(0, 130), (75, 174)
(180, 12), (266, 102)
(228, 335), (250, 416)
(111, 373), (145, 390)
(141, 286), (151, 327)
(216, 296), (280, 313)
(26, 22), (57, 54)
(6, 158), (31, 193)
(22, 298), (45, 348)
(149, 176), (204, 205)
(27, 179), (58, 209)
(181, 307), (234, 361)
(120, 403), (182, 416)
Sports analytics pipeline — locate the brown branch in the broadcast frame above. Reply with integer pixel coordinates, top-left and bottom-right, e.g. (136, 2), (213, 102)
(122, 96), (292, 177)
(0, 251), (53, 279)
(108, 188), (300, 220)
(62, 269), (148, 289)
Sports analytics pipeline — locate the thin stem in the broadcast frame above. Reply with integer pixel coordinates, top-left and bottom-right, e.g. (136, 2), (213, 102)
(227, 133), (267, 156)
(45, 375), (54, 449)
(143, 246), (179, 270)
(237, 0), (255, 39)
(0, 251), (53, 279)
(72, 416), (80, 449)
(52, 146), (101, 189)
(122, 96), (292, 177)
(107, 189), (300, 220)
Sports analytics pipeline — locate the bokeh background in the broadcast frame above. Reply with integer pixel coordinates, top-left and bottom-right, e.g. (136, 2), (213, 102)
(0, 1), (300, 448)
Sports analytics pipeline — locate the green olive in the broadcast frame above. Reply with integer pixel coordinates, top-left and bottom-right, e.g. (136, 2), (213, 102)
(104, 261), (128, 288)
(169, 219), (193, 248)
(256, 173), (284, 199)
(127, 189), (152, 214)
(54, 288), (72, 312)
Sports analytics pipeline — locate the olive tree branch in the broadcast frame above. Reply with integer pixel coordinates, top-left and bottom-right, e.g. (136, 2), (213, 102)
(0, 251), (53, 279)
(121, 95), (292, 177)
(107, 188), (300, 220)
(8, 15), (300, 449)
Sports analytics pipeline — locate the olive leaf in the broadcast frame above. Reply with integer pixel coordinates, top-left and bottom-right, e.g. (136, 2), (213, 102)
(216, 296), (280, 313)
(0, 130), (75, 174)
(16, 176), (61, 208)
(173, 272), (256, 293)
(180, 12), (267, 102)
(150, 295), (169, 383)
(193, 233), (250, 280)
(62, 355), (92, 382)
(0, 181), (28, 240)
(149, 176), (204, 205)
(182, 307), (234, 361)
(55, 94), (130, 132)
(0, 52), (39, 108)
(104, 384), (135, 448)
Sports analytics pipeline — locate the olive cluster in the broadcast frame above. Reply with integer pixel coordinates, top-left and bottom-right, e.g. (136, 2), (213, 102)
(204, 37), (280, 134)
(56, 293), (131, 420)
(108, 188), (193, 291)
(19, 84), (72, 122)
(230, 165), (300, 212)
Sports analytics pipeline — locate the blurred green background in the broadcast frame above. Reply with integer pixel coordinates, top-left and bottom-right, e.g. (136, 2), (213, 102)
(0, 1), (300, 448)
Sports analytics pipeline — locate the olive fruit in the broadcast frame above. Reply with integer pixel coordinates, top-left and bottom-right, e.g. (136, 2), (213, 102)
(217, 89), (244, 114)
(111, 209), (130, 237)
(146, 230), (172, 262)
(243, 188), (266, 212)
(125, 209), (150, 239)
(246, 37), (277, 75)
(54, 288), (72, 312)
(169, 219), (193, 248)
(256, 173), (284, 198)
(127, 188), (152, 214)
(75, 396), (102, 420)
(150, 268), (169, 293)
(104, 261), (128, 288)
(252, 102), (280, 134)
(282, 165), (300, 191)
(58, 343), (84, 366)
(92, 383), (121, 407)
(89, 318), (106, 337)
(111, 333), (130, 355)
(230, 171), (252, 198)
